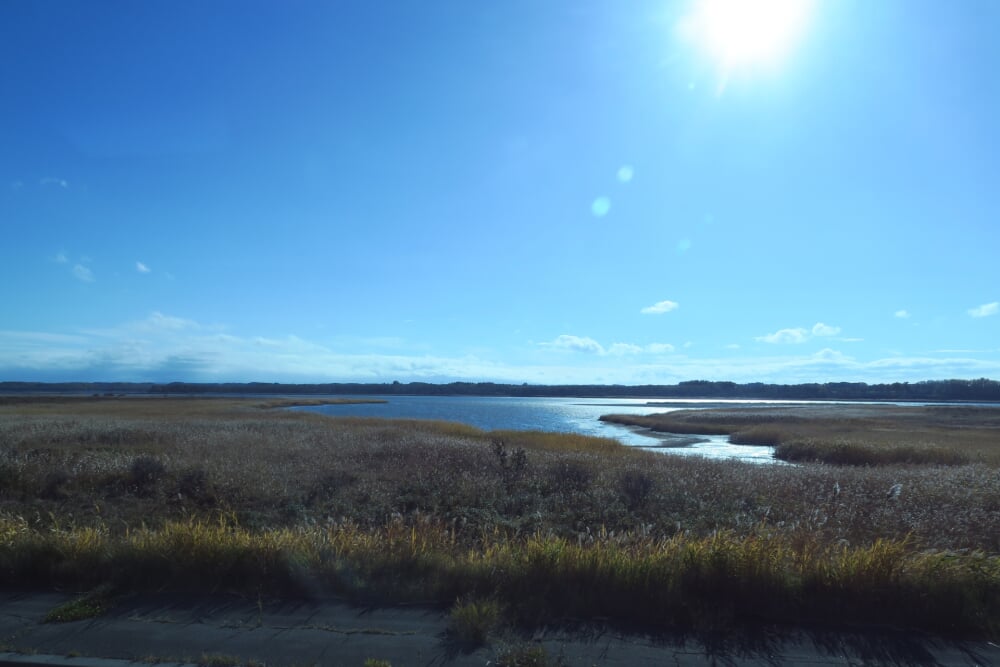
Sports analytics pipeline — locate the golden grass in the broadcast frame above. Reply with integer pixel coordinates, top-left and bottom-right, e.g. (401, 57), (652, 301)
(1, 515), (995, 637)
(602, 405), (1000, 466)
(1, 397), (999, 637)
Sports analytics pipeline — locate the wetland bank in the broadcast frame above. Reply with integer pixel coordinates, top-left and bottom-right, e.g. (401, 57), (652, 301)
(0, 396), (998, 641)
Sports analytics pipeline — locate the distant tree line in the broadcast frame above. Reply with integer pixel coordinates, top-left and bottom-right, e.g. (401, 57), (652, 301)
(2, 378), (999, 402)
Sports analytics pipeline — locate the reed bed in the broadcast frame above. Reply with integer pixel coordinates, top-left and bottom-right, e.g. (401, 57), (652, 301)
(1, 397), (999, 637)
(602, 405), (1000, 466)
(1, 514), (995, 637)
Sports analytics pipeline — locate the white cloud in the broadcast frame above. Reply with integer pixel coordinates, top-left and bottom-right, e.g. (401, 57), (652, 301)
(640, 300), (679, 315)
(54, 252), (68, 264)
(607, 343), (643, 356)
(547, 335), (605, 354)
(894, 310), (910, 319)
(968, 302), (999, 318)
(543, 337), (677, 357)
(40, 177), (68, 188)
(726, 344), (741, 350)
(813, 348), (849, 362)
(136, 261), (151, 274)
(72, 264), (94, 282)
(757, 322), (845, 344)
(756, 327), (809, 344)
(139, 311), (200, 332)
(811, 322), (841, 337)
(2, 320), (1000, 385)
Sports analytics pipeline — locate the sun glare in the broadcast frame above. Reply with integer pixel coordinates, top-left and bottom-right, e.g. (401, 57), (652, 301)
(683, 0), (814, 76)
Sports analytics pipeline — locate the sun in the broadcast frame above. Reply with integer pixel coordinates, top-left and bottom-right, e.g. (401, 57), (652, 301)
(682, 0), (814, 74)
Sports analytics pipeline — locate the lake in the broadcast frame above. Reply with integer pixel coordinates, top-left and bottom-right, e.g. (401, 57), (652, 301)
(293, 395), (789, 464)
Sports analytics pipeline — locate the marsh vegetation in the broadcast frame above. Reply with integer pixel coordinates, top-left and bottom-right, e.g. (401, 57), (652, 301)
(0, 397), (997, 638)
(601, 404), (1000, 466)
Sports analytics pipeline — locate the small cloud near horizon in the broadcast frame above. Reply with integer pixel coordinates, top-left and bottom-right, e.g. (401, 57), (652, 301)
(136, 261), (151, 274)
(640, 300), (679, 315)
(756, 327), (809, 344)
(546, 334), (604, 354)
(895, 309), (910, 319)
(543, 336), (675, 357)
(757, 322), (842, 344)
(968, 302), (998, 318)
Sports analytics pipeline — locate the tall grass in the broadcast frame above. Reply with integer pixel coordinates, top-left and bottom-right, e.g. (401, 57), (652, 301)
(603, 405), (1000, 466)
(1, 398), (999, 637)
(0, 515), (995, 637)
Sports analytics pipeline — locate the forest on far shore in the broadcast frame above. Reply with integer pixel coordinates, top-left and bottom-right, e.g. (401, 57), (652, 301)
(2, 378), (999, 402)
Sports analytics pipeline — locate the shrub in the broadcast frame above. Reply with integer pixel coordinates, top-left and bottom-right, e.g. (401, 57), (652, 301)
(619, 469), (654, 511)
(493, 440), (528, 492)
(129, 456), (166, 496)
(40, 469), (71, 500)
(175, 467), (216, 505)
(0, 464), (20, 498)
(547, 461), (593, 494)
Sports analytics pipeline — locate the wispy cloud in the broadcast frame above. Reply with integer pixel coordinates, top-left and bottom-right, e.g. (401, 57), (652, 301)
(543, 336), (675, 357)
(136, 261), (151, 274)
(147, 312), (199, 331)
(546, 335), (605, 354)
(756, 327), (809, 344)
(894, 310), (910, 319)
(968, 302), (998, 318)
(811, 322), (841, 337)
(54, 252), (68, 264)
(2, 318), (999, 384)
(640, 300), (679, 315)
(607, 342), (643, 356)
(40, 177), (68, 189)
(757, 322), (843, 344)
(72, 264), (94, 282)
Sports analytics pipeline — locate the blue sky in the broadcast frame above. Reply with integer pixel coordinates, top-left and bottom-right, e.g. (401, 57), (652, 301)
(2, 0), (998, 384)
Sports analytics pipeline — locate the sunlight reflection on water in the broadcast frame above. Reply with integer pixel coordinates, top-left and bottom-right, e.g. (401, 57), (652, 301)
(295, 395), (784, 464)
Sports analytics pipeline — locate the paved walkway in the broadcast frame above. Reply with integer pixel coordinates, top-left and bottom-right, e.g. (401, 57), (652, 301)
(1, 591), (998, 666)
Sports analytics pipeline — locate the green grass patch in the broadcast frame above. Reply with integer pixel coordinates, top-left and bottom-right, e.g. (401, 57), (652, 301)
(448, 597), (504, 646)
(43, 584), (117, 623)
(495, 643), (561, 667)
(197, 654), (264, 667)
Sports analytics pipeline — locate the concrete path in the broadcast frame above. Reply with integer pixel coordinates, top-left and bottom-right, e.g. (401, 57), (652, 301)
(1, 591), (998, 666)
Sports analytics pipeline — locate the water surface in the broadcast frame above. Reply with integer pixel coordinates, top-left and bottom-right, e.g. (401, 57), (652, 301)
(294, 395), (782, 463)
